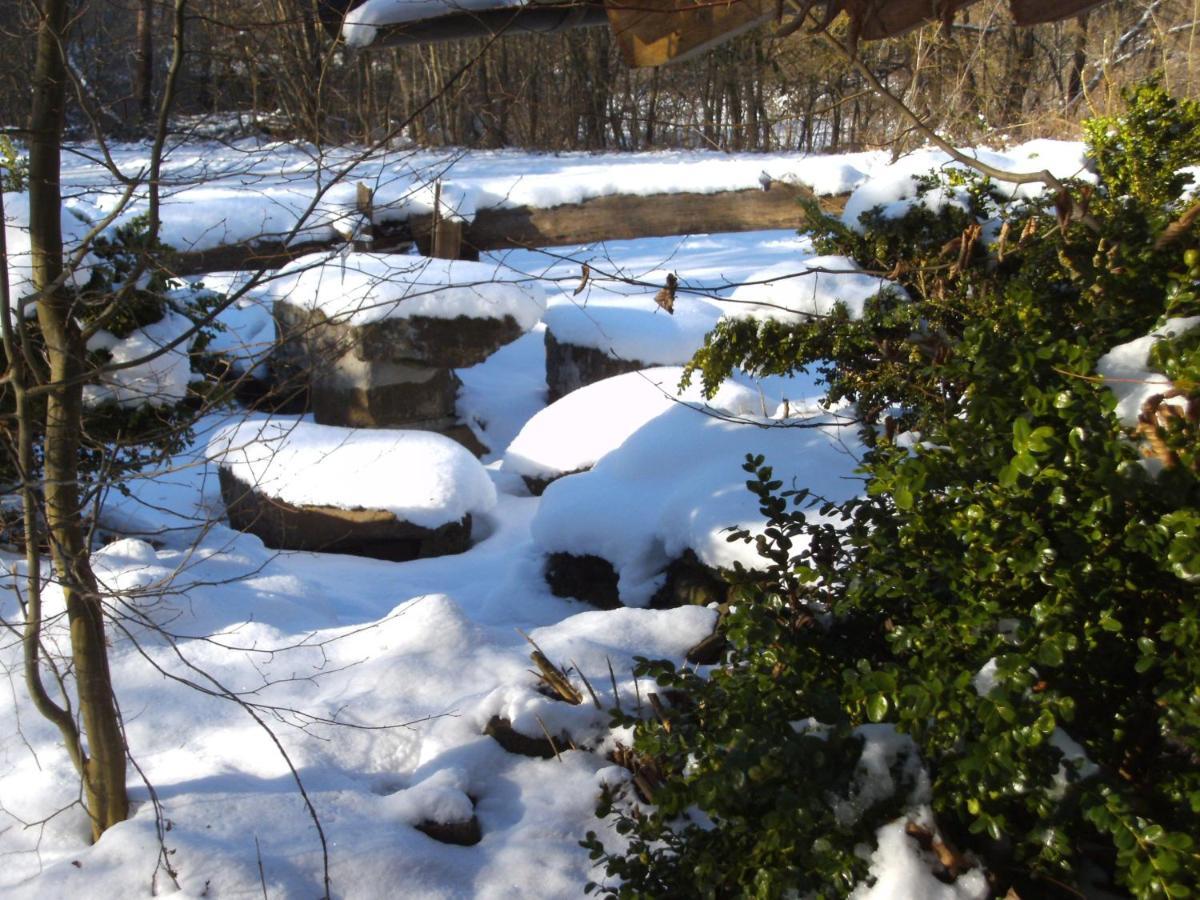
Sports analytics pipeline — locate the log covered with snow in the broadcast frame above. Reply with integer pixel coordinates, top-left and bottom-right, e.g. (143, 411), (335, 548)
(210, 420), (497, 560)
(170, 184), (850, 275)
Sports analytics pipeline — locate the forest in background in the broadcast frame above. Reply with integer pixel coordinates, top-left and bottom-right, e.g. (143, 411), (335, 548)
(0, 0), (1196, 152)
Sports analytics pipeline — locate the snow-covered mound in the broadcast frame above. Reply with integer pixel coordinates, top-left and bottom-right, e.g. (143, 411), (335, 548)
(208, 419), (497, 528)
(503, 366), (822, 484)
(542, 292), (721, 363)
(83, 310), (198, 409)
(531, 402), (863, 606)
(842, 139), (1094, 231)
(203, 286), (275, 379)
(1097, 316), (1200, 427)
(722, 255), (903, 322)
(269, 252), (546, 329)
(3, 190), (105, 301)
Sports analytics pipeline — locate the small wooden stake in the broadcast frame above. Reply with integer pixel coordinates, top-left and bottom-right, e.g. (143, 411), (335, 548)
(519, 628), (584, 705)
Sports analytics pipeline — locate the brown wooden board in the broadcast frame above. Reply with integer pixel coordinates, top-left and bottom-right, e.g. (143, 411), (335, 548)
(341, 0), (1117, 61)
(1008, 0), (1107, 26)
(454, 182), (846, 250)
(604, 0), (773, 67)
(853, 0), (981, 41)
(356, 1), (610, 48)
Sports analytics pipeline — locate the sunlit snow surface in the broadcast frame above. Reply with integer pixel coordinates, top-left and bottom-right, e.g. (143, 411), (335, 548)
(269, 253), (547, 329)
(0, 138), (1104, 899)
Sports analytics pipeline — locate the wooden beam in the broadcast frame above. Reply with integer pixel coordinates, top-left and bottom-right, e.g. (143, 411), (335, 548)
(1008, 0), (1108, 25)
(170, 239), (340, 276)
(852, 0), (981, 41)
(350, 1), (610, 48)
(170, 185), (847, 275)
(451, 182), (846, 250)
(605, 0), (772, 68)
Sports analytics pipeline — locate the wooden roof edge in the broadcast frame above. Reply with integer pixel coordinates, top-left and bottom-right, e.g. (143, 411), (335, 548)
(333, 0), (609, 47)
(334, 0), (1115, 64)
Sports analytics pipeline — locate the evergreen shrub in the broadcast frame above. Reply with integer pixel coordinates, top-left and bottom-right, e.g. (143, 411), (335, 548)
(584, 82), (1200, 899)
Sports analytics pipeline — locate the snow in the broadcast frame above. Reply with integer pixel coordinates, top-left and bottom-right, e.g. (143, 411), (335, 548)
(3, 189), (105, 302)
(14, 141), (889, 269)
(841, 140), (1094, 231)
(531, 400), (862, 606)
(83, 310), (198, 408)
(5, 138), (1089, 294)
(503, 366), (820, 482)
(457, 325), (551, 461)
(1096, 316), (1200, 427)
(269, 252), (547, 329)
(200, 274), (277, 378)
(543, 292), (722, 362)
(208, 419), (497, 527)
(0, 139), (1081, 899)
(851, 816), (989, 900)
(722, 255), (904, 322)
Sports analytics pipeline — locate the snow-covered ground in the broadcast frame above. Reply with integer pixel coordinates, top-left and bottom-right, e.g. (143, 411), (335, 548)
(0, 139), (1098, 899)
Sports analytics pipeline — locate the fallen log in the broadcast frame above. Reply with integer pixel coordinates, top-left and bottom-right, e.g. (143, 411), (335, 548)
(444, 182), (845, 252)
(169, 185), (849, 275)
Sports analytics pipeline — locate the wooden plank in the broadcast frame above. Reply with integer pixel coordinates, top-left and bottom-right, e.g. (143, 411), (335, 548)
(1008, 0), (1107, 26)
(604, 0), (772, 68)
(170, 239), (341, 277)
(431, 218), (466, 259)
(357, 2), (610, 48)
(455, 182), (846, 250)
(855, 0), (982, 41)
(171, 186), (847, 275)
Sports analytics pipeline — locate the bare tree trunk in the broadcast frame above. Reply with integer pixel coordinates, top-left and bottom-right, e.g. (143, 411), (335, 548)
(1067, 13), (1089, 106)
(28, 0), (129, 842)
(644, 67), (659, 147)
(1004, 28), (1036, 122)
(134, 0), (154, 124)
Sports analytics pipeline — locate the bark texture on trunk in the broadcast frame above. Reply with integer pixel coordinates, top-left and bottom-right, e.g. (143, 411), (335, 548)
(28, 0), (129, 843)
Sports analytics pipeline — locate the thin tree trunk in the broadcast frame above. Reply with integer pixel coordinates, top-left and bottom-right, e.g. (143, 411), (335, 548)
(134, 0), (154, 124)
(1067, 13), (1089, 106)
(28, 0), (129, 843)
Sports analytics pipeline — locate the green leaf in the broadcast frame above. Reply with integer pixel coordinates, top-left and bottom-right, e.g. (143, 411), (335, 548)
(1027, 426), (1055, 453)
(1012, 417), (1032, 452)
(1013, 451), (1039, 477)
(1037, 642), (1064, 667)
(866, 694), (889, 723)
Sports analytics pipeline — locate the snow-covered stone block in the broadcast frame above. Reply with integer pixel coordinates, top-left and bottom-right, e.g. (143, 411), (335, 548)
(308, 357), (462, 431)
(271, 253), (545, 434)
(542, 293), (721, 400)
(209, 420), (496, 560)
(270, 251), (545, 361)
